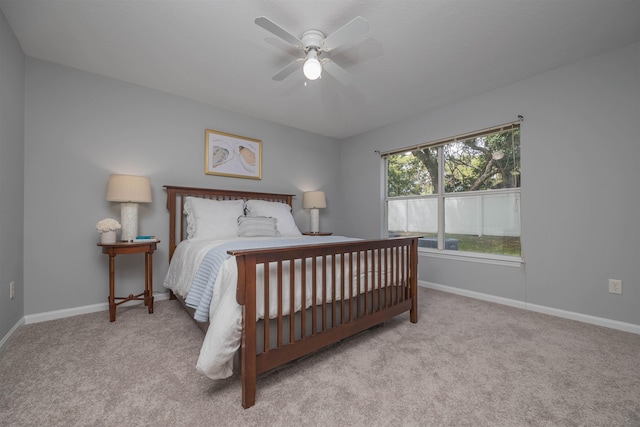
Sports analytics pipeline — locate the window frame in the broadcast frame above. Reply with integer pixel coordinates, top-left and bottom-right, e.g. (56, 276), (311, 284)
(382, 120), (523, 265)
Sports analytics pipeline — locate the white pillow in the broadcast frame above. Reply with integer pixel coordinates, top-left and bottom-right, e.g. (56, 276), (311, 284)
(245, 199), (302, 236)
(237, 216), (280, 237)
(183, 197), (245, 240)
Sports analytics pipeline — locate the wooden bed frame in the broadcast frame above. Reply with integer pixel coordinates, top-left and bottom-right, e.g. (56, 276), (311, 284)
(165, 185), (418, 408)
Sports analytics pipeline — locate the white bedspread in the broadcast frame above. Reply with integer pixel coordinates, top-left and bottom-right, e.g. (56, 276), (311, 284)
(163, 236), (361, 379)
(163, 238), (222, 298)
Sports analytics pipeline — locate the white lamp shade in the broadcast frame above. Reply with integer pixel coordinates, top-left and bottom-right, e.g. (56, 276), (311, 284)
(303, 191), (326, 209)
(106, 174), (152, 203)
(106, 174), (151, 241)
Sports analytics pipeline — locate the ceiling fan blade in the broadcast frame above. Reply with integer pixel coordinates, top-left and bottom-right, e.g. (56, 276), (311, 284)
(272, 59), (302, 81)
(322, 60), (352, 86)
(255, 16), (303, 49)
(322, 16), (369, 51)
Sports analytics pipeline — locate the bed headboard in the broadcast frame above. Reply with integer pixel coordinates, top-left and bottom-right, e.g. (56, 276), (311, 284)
(164, 185), (295, 261)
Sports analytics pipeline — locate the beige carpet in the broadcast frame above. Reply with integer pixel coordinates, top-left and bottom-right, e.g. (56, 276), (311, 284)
(1, 287), (639, 426)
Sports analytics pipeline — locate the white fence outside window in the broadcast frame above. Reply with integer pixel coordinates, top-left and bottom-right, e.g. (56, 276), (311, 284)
(388, 191), (521, 237)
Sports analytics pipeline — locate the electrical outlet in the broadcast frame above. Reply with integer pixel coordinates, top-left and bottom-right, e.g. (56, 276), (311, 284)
(9, 281), (15, 299)
(608, 279), (622, 294)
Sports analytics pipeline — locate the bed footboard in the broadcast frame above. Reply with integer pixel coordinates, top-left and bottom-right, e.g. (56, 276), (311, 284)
(229, 237), (418, 408)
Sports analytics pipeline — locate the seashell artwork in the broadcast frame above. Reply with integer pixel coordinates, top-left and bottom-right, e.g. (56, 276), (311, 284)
(205, 129), (261, 179)
(211, 145), (229, 167)
(238, 145), (256, 172)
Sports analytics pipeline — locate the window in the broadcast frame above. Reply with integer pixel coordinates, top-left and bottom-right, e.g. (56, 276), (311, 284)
(384, 122), (521, 258)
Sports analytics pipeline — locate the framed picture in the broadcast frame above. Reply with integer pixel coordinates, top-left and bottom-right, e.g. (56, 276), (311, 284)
(205, 129), (262, 180)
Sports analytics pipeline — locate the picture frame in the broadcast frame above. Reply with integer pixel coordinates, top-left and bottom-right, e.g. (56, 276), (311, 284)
(205, 129), (262, 180)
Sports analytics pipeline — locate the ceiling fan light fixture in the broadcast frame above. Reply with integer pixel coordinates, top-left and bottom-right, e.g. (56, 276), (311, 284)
(303, 49), (322, 80)
(256, 16), (369, 84)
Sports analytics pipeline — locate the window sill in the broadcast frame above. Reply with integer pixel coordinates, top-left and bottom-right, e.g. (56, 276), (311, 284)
(418, 247), (523, 268)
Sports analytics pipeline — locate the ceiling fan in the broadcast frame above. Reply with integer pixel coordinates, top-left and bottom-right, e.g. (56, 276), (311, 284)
(255, 16), (369, 85)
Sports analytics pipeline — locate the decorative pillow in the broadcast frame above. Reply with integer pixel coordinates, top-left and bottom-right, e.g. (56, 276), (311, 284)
(245, 199), (302, 236)
(237, 216), (280, 237)
(183, 197), (245, 240)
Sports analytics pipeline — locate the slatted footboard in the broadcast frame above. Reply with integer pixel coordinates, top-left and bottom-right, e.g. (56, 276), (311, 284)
(230, 237), (418, 408)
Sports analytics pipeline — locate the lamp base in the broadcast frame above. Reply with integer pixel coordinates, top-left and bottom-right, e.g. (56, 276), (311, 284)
(309, 208), (320, 233)
(120, 202), (138, 242)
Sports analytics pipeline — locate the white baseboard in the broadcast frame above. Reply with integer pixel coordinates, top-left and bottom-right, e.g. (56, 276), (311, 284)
(23, 291), (171, 324)
(420, 281), (640, 335)
(0, 291), (172, 353)
(5, 285), (638, 352)
(0, 317), (25, 352)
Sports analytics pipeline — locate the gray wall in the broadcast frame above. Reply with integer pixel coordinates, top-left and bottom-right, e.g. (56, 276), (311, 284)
(0, 9), (24, 340)
(23, 58), (341, 316)
(3, 20), (638, 333)
(339, 42), (640, 326)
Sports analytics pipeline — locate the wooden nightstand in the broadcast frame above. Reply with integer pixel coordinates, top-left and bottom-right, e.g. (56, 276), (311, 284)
(302, 232), (333, 236)
(97, 240), (159, 322)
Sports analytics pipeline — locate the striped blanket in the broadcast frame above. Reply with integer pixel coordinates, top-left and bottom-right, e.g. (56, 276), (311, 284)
(184, 236), (357, 322)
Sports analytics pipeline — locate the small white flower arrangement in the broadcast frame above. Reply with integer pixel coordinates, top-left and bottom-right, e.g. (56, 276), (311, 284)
(96, 218), (121, 234)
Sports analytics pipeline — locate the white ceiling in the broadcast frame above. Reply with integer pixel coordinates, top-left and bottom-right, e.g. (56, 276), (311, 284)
(1, 0), (638, 139)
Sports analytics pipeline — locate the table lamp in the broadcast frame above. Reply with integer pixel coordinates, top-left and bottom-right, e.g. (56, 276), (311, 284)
(106, 174), (152, 242)
(303, 191), (326, 233)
